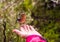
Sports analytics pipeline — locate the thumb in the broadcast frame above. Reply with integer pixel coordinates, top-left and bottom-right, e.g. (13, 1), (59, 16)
(13, 29), (22, 36)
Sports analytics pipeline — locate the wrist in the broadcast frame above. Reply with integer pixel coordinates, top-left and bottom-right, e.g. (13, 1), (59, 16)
(26, 35), (47, 42)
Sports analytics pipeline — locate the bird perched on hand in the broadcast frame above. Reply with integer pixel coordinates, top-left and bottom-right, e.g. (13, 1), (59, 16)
(17, 13), (26, 24)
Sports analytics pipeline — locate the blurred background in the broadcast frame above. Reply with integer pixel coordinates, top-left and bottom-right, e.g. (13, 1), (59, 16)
(0, 0), (60, 42)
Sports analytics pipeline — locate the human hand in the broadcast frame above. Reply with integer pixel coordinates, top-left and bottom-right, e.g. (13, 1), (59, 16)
(13, 24), (42, 38)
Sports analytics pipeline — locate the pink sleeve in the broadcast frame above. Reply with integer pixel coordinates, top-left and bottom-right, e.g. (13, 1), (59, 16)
(26, 35), (47, 42)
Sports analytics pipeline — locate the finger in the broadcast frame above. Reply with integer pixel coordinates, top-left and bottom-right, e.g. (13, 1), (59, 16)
(20, 27), (26, 32)
(21, 25), (27, 30)
(29, 25), (35, 31)
(13, 29), (22, 36)
(23, 24), (28, 31)
(26, 25), (31, 31)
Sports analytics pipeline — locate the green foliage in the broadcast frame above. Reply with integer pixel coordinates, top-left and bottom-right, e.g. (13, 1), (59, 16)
(0, 0), (60, 42)
(30, 0), (60, 42)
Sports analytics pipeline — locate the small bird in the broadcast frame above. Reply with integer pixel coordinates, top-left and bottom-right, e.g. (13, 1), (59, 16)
(17, 13), (26, 24)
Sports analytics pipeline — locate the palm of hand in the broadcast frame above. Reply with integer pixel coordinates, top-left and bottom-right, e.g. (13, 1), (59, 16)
(13, 25), (42, 38)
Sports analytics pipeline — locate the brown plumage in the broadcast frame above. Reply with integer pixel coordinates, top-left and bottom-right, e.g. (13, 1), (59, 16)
(17, 13), (26, 24)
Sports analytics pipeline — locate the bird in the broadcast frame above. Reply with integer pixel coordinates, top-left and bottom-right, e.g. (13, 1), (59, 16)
(17, 13), (26, 24)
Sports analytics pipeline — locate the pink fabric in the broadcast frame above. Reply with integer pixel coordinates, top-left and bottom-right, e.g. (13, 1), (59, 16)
(26, 35), (46, 42)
